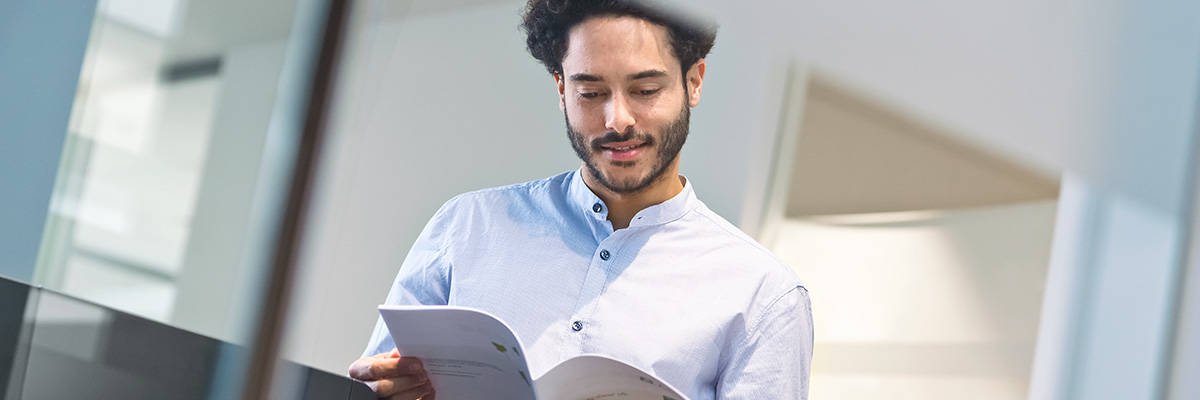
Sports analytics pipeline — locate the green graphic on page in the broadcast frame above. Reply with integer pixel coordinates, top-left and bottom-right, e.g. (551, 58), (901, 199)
(492, 341), (507, 353)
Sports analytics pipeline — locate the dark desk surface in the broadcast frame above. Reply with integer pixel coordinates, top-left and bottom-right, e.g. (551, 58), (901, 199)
(0, 277), (373, 400)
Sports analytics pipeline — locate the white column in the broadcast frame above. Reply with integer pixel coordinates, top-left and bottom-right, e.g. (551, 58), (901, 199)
(171, 41), (287, 343)
(1028, 1), (1200, 398)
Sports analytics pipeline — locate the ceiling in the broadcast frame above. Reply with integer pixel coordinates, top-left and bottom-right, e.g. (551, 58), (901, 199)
(98, 0), (297, 64)
(98, 0), (523, 65)
(783, 77), (1059, 217)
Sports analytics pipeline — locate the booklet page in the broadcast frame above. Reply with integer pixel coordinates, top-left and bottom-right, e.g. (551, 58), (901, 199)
(378, 305), (536, 400)
(534, 354), (689, 400)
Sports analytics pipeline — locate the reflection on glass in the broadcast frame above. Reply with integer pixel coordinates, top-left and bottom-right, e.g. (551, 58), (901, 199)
(0, 277), (36, 399)
(0, 276), (372, 399)
(36, 0), (215, 322)
(35, 0), (298, 344)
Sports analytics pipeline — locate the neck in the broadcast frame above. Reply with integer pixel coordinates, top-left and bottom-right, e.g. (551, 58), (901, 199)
(582, 162), (685, 230)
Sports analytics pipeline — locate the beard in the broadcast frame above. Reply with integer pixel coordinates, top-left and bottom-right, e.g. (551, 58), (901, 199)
(566, 102), (690, 194)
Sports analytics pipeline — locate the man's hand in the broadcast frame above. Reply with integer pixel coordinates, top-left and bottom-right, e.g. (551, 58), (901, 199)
(348, 349), (435, 399)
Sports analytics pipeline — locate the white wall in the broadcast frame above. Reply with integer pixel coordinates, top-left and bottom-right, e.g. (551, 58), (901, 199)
(683, 0), (1163, 233)
(772, 201), (1056, 399)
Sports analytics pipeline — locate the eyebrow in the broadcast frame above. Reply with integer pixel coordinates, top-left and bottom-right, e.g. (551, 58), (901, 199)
(629, 69), (668, 80)
(568, 69), (670, 82)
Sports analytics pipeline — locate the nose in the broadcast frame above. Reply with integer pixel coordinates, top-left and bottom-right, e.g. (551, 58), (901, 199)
(604, 93), (635, 134)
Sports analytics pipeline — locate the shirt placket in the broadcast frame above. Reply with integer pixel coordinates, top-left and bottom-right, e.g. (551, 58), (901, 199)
(565, 200), (618, 354)
(568, 232), (626, 352)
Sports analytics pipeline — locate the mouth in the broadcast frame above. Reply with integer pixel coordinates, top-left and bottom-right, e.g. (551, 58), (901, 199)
(599, 140), (649, 162)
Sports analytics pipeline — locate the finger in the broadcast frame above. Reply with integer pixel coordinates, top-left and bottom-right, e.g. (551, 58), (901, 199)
(387, 382), (434, 400)
(348, 355), (394, 380)
(394, 357), (425, 374)
(352, 355), (425, 381)
(347, 357), (373, 380)
(350, 353), (398, 377)
(366, 375), (429, 397)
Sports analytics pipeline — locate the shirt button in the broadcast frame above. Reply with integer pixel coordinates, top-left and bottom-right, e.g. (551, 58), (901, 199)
(599, 249), (611, 260)
(571, 321), (584, 332)
(592, 203), (603, 213)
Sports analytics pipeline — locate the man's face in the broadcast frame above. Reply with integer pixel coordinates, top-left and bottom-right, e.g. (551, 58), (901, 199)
(557, 16), (705, 194)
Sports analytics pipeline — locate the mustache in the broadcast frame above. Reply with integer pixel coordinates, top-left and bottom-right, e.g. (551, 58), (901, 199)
(590, 128), (656, 150)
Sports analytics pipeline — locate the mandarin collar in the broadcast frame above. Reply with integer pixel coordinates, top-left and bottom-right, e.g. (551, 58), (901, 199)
(567, 168), (698, 228)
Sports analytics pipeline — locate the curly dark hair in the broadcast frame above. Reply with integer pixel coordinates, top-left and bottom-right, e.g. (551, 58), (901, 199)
(521, 0), (717, 76)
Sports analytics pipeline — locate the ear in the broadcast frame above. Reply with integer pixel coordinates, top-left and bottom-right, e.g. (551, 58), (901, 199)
(554, 72), (567, 111)
(685, 59), (706, 108)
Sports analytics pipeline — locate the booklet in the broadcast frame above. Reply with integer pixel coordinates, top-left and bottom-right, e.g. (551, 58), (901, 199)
(378, 305), (689, 400)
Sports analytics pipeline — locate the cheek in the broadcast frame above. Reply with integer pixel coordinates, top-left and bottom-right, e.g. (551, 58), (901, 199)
(642, 104), (681, 129)
(566, 103), (606, 131)
(642, 90), (685, 121)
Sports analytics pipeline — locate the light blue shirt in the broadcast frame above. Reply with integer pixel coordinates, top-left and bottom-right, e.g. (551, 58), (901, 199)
(363, 169), (812, 399)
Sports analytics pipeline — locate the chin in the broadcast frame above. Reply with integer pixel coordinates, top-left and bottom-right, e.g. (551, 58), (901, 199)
(598, 161), (644, 177)
(609, 173), (648, 187)
(602, 170), (655, 192)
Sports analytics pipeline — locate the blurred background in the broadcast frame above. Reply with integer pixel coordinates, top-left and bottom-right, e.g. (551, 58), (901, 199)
(2, 0), (1199, 399)
(32, 0), (300, 341)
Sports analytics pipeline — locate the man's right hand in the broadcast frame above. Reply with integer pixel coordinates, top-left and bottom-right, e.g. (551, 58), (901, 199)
(348, 349), (435, 399)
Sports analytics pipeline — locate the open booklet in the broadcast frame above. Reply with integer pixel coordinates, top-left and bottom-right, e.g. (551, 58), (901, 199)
(379, 305), (689, 400)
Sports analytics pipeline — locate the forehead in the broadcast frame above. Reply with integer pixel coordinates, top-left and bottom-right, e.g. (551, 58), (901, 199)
(562, 16), (679, 78)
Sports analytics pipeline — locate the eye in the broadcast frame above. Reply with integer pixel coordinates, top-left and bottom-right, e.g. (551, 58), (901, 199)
(577, 89), (608, 100)
(635, 88), (661, 97)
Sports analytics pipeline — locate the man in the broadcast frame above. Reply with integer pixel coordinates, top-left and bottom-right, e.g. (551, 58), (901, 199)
(348, 1), (812, 399)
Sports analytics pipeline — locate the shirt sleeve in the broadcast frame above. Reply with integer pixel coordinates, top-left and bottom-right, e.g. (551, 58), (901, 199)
(717, 285), (814, 400)
(360, 199), (457, 357)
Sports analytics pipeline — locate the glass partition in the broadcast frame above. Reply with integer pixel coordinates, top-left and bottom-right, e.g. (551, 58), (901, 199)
(36, 0), (301, 348)
(0, 276), (373, 399)
(26, 0), (344, 396)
